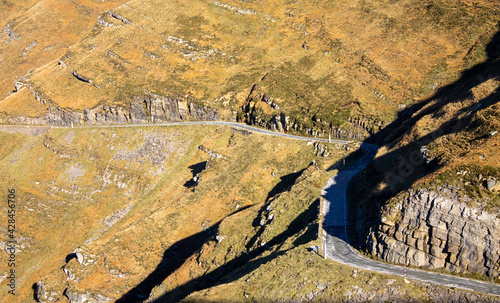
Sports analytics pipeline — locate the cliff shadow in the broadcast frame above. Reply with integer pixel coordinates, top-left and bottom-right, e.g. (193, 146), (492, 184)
(153, 198), (320, 303)
(115, 223), (219, 303)
(183, 161), (207, 188)
(115, 207), (253, 302)
(344, 27), (500, 250)
(265, 168), (306, 200)
(367, 24), (500, 148)
(246, 165), (312, 251)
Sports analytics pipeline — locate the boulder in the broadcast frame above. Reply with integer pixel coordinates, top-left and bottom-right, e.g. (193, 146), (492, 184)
(485, 178), (497, 191)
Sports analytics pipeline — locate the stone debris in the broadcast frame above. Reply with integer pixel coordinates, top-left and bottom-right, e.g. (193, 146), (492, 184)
(485, 178), (498, 191)
(2, 21), (20, 41)
(71, 70), (93, 83)
(198, 145), (226, 159)
(64, 290), (111, 303)
(313, 142), (330, 157)
(103, 204), (133, 227)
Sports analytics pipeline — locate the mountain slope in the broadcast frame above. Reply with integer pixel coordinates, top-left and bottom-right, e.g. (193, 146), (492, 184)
(1, 0), (499, 139)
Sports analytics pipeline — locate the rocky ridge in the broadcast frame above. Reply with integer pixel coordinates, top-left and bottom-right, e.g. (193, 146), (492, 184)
(0, 94), (218, 126)
(366, 186), (500, 278)
(241, 84), (383, 140)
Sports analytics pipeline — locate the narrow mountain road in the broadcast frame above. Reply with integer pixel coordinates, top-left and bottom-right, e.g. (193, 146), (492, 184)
(3, 121), (500, 295)
(0, 121), (350, 144)
(322, 143), (500, 296)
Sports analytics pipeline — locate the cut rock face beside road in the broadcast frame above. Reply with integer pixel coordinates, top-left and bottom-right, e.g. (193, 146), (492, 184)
(0, 94), (219, 126)
(368, 186), (500, 278)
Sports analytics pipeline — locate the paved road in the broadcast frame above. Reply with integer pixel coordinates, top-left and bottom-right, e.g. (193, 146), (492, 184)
(0, 121), (351, 144)
(4, 121), (500, 295)
(322, 143), (500, 296)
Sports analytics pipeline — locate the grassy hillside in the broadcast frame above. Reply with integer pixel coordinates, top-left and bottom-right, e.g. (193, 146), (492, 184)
(0, 0), (130, 102)
(1, 0), (499, 135)
(0, 124), (349, 302)
(0, 0), (499, 301)
(1, 125), (494, 302)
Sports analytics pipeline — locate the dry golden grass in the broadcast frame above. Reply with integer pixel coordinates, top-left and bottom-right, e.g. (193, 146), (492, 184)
(2, 0), (498, 128)
(0, 124), (347, 302)
(0, 0), (129, 101)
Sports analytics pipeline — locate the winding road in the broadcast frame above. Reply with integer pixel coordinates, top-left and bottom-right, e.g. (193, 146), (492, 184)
(2, 121), (500, 296)
(322, 143), (500, 296)
(0, 121), (350, 144)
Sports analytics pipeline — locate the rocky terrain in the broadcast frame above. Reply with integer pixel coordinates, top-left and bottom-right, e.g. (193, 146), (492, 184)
(367, 186), (500, 278)
(2, 0), (500, 140)
(0, 0), (500, 302)
(0, 124), (344, 302)
(348, 20), (500, 283)
(0, 94), (218, 126)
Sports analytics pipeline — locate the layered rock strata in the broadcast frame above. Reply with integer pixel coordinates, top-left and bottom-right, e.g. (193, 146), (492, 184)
(366, 187), (500, 278)
(0, 94), (218, 126)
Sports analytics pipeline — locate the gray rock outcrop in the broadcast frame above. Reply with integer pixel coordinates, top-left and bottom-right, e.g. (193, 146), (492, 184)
(0, 94), (218, 126)
(241, 84), (381, 140)
(64, 290), (111, 303)
(367, 187), (500, 278)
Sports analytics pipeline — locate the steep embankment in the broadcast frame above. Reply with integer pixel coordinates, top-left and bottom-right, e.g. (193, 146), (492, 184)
(349, 25), (500, 281)
(368, 186), (500, 277)
(0, 95), (219, 126)
(1, 0), (499, 139)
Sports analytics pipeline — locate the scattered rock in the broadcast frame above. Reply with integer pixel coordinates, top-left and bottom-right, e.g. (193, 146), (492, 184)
(103, 204), (132, 227)
(308, 246), (319, 253)
(64, 290), (89, 303)
(316, 282), (325, 290)
(313, 142), (329, 157)
(485, 178), (497, 191)
(71, 70), (92, 83)
(216, 235), (225, 243)
(110, 12), (132, 24)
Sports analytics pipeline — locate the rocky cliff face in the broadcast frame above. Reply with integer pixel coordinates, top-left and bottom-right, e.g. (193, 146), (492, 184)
(240, 84), (382, 140)
(366, 186), (500, 278)
(0, 94), (218, 126)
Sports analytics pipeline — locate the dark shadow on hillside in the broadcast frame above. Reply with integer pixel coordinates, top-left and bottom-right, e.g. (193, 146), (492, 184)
(245, 165), (312, 251)
(152, 199), (319, 303)
(183, 161), (207, 188)
(115, 206), (253, 303)
(367, 24), (500, 148)
(241, 167), (309, 250)
(115, 223), (219, 303)
(65, 253), (78, 263)
(339, 27), (500, 251)
(116, 166), (319, 302)
(117, 27), (500, 303)
(265, 168), (306, 201)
